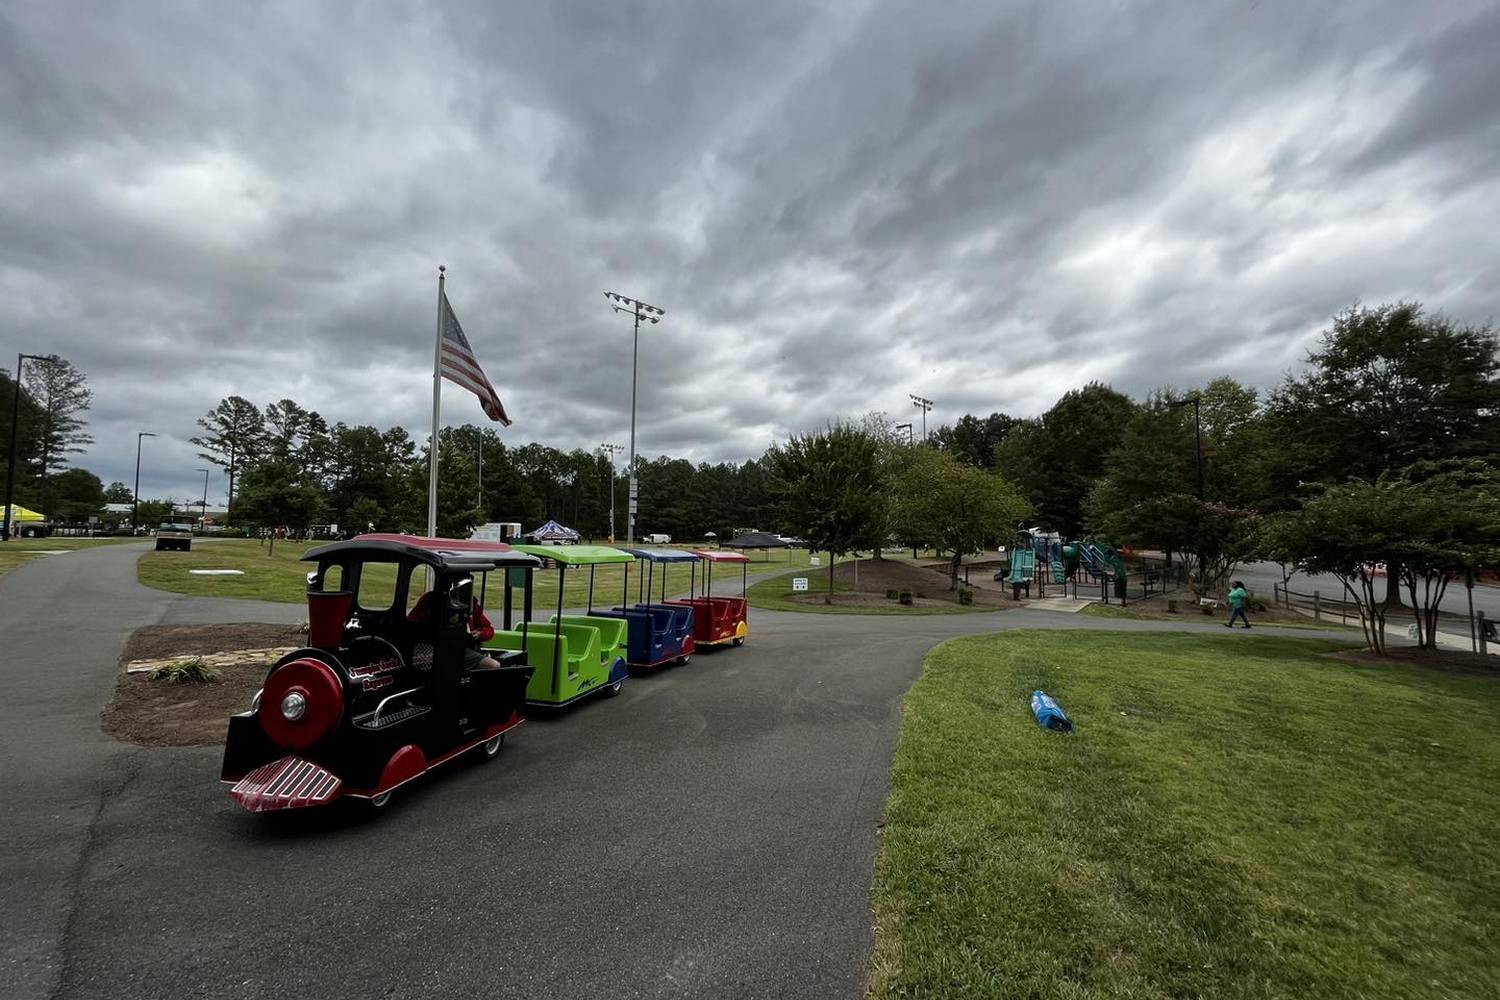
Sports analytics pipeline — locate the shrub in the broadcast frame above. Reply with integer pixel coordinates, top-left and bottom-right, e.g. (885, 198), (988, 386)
(885, 588), (899, 600)
(899, 590), (913, 605)
(958, 589), (974, 606)
(1167, 599), (1178, 614)
(147, 657), (223, 684)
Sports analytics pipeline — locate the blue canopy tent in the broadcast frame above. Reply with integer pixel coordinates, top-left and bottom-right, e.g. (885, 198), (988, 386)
(525, 519), (582, 544)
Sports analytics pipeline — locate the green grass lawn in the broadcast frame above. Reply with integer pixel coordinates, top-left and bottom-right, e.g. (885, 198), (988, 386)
(872, 630), (1500, 999)
(137, 538), (818, 610)
(0, 536), (137, 577)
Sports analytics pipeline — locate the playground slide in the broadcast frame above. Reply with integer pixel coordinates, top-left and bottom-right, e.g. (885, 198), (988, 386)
(1008, 549), (1037, 583)
(1052, 560), (1066, 583)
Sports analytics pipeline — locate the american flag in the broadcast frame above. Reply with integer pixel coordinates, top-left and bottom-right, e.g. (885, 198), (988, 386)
(439, 292), (511, 425)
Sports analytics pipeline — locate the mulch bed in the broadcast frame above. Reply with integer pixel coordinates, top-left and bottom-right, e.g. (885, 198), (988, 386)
(831, 558), (1017, 608)
(1330, 646), (1500, 677)
(103, 623), (307, 748)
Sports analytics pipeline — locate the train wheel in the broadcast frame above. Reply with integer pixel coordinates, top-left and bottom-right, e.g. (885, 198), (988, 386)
(368, 791), (393, 810)
(677, 654), (690, 665)
(732, 637), (744, 647)
(480, 734), (504, 759)
(602, 678), (624, 697)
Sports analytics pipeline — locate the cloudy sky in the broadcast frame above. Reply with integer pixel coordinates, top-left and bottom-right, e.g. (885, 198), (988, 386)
(3, 1), (1498, 505)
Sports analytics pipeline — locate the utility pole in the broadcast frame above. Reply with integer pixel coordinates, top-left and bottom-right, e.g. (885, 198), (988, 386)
(3, 352), (46, 541)
(895, 422), (913, 446)
(604, 291), (665, 543)
(196, 468), (210, 529)
(133, 432), (157, 534)
(1169, 395), (1206, 590)
(600, 442), (624, 543)
(909, 394), (934, 442)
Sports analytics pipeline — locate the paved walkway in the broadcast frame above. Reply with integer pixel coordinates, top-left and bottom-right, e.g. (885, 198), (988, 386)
(1, 543), (1355, 1000)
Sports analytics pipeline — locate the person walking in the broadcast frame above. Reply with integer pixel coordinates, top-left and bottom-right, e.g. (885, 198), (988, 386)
(1225, 581), (1251, 628)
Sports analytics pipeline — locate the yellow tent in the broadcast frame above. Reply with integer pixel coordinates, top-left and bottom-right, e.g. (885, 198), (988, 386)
(4, 505), (47, 522)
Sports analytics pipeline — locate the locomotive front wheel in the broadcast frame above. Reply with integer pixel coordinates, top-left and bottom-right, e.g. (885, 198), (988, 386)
(481, 734), (504, 758)
(368, 791), (393, 810)
(602, 679), (624, 697)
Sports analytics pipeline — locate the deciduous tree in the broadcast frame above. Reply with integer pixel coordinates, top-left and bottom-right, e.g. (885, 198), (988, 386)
(767, 423), (886, 602)
(890, 447), (1030, 589)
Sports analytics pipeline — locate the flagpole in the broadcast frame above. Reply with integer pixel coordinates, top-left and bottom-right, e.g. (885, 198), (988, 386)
(427, 265), (445, 538)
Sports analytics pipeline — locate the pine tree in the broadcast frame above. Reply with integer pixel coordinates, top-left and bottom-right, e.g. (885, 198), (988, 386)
(22, 355), (93, 513)
(191, 396), (264, 521)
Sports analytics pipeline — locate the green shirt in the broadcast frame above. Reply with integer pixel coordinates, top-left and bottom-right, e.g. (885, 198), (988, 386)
(1228, 586), (1248, 609)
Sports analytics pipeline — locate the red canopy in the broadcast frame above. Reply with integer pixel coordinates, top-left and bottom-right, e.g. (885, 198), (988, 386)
(694, 549), (750, 563)
(354, 532), (517, 554)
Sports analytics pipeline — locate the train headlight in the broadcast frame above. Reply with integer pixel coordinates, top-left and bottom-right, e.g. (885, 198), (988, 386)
(281, 690), (308, 722)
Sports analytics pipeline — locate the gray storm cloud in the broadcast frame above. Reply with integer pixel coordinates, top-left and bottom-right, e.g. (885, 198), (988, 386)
(2, 0), (1497, 504)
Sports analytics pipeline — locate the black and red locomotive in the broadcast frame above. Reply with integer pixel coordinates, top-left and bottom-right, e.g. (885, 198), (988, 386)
(221, 534), (540, 812)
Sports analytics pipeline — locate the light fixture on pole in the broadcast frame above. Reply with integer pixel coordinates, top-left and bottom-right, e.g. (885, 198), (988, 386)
(1167, 396), (1205, 501)
(1168, 395), (1206, 587)
(909, 394), (934, 442)
(895, 422), (914, 446)
(133, 432), (157, 533)
(196, 468), (210, 529)
(3, 352), (47, 541)
(600, 442), (624, 543)
(604, 291), (665, 544)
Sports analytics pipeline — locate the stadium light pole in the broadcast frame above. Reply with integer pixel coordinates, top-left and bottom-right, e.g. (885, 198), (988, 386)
(3, 352), (47, 541)
(604, 291), (665, 543)
(196, 468), (210, 529)
(132, 432), (157, 533)
(600, 442), (624, 543)
(909, 394), (934, 442)
(895, 422), (914, 446)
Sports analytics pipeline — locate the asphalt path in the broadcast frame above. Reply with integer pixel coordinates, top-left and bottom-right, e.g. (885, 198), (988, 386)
(3, 542), (1357, 1000)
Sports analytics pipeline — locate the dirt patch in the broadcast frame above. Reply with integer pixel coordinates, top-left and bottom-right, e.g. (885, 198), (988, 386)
(103, 623), (307, 747)
(1329, 646), (1500, 677)
(831, 558), (1017, 608)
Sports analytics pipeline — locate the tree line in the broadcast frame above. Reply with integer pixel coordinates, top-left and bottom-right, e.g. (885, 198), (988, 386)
(188, 396), (776, 542)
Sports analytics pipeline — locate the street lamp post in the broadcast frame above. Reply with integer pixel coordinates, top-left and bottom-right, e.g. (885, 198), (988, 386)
(133, 432), (157, 533)
(600, 442), (623, 543)
(895, 422), (913, 446)
(1169, 395), (1206, 587)
(604, 291), (665, 543)
(3, 352), (48, 541)
(909, 394), (934, 442)
(196, 468), (210, 529)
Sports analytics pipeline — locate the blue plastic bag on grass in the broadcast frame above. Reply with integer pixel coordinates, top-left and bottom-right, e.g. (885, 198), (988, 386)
(1031, 690), (1073, 732)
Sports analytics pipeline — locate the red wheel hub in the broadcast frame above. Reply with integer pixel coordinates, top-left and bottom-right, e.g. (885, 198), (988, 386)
(259, 658), (343, 750)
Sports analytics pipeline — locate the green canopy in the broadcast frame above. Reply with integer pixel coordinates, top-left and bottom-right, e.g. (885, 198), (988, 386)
(509, 543), (634, 566)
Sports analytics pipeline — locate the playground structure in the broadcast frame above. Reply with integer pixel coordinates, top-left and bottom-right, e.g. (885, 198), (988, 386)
(1003, 527), (1179, 604)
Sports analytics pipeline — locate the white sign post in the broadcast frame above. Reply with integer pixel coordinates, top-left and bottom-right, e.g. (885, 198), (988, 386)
(809, 556), (820, 567)
(792, 577), (809, 592)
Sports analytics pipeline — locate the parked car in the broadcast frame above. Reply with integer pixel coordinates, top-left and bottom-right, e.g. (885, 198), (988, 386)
(154, 523), (195, 551)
